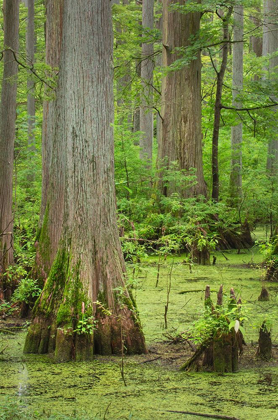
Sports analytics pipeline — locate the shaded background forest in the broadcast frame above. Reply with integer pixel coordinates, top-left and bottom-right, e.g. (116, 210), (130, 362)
(0, 0), (278, 301)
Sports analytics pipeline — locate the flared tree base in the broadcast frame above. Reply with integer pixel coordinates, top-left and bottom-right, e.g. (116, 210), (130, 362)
(24, 306), (146, 362)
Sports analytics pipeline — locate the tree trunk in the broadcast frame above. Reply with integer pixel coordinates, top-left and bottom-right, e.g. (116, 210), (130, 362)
(0, 0), (20, 297)
(133, 53), (141, 136)
(140, 0), (154, 163)
(263, 0), (278, 174)
(158, 0), (207, 198)
(250, 7), (262, 59)
(191, 246), (210, 265)
(26, 0), (36, 147)
(38, 0), (64, 280)
(213, 330), (239, 373)
(25, 0), (146, 361)
(211, 7), (233, 202)
(115, 0), (132, 126)
(155, 2), (163, 147)
(230, 5), (243, 205)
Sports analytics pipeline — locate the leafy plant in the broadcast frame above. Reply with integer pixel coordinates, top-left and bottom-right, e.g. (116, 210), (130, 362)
(74, 315), (97, 335)
(0, 301), (17, 317)
(11, 278), (41, 305)
(183, 295), (248, 345)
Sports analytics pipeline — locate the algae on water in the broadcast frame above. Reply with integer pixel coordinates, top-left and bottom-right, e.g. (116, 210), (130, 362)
(0, 248), (278, 419)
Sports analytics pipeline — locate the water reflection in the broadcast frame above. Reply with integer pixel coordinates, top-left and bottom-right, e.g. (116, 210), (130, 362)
(18, 363), (29, 397)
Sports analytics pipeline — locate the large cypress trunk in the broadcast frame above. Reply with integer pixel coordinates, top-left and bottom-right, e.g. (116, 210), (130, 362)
(0, 0), (20, 297)
(158, 0), (207, 198)
(37, 0), (64, 280)
(25, 0), (146, 361)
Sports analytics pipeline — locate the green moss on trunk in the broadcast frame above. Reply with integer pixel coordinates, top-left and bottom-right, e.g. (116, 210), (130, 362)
(213, 330), (238, 373)
(55, 327), (74, 362)
(25, 243), (146, 361)
(23, 322), (42, 354)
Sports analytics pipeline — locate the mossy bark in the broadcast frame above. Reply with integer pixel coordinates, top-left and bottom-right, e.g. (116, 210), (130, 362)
(24, 247), (146, 361)
(213, 330), (239, 373)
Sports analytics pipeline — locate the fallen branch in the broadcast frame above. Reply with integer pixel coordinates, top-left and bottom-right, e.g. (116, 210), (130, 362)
(0, 328), (15, 335)
(140, 356), (162, 364)
(179, 289), (207, 294)
(0, 345), (8, 354)
(163, 410), (240, 420)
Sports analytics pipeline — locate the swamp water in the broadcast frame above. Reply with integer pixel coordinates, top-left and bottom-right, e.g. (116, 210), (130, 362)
(1, 248), (278, 420)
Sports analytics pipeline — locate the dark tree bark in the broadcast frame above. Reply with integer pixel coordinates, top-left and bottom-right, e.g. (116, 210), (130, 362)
(25, 0), (146, 361)
(0, 0), (20, 298)
(257, 322), (272, 361)
(211, 7), (233, 202)
(250, 6), (262, 59)
(158, 0), (207, 198)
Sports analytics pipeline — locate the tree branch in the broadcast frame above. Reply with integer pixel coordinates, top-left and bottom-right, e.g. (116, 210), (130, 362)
(1, 47), (56, 90)
(221, 102), (278, 111)
(153, 106), (164, 122)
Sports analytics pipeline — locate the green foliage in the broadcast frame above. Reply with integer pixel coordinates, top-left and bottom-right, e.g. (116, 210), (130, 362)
(121, 239), (147, 263)
(11, 278), (41, 305)
(74, 315), (96, 336)
(0, 301), (16, 317)
(183, 294), (248, 345)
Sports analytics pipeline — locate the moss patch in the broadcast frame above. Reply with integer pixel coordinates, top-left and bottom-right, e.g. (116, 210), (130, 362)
(1, 331), (278, 419)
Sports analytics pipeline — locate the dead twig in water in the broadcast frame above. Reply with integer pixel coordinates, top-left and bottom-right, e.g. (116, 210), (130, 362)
(163, 410), (240, 420)
(0, 328), (15, 335)
(0, 345), (8, 354)
(140, 356), (162, 364)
